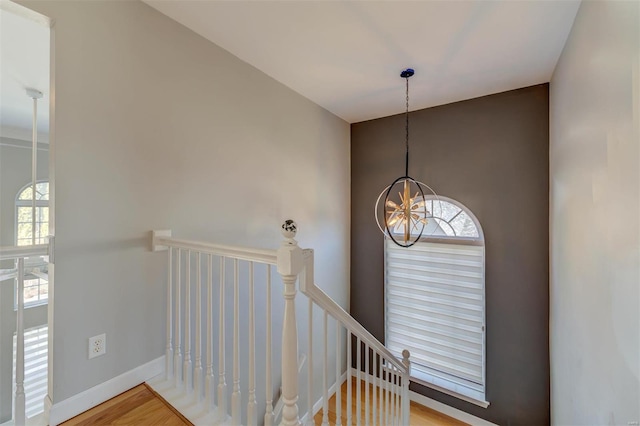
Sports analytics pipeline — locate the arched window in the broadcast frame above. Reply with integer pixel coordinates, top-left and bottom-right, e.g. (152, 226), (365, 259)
(16, 181), (49, 246)
(15, 181), (49, 307)
(385, 195), (487, 405)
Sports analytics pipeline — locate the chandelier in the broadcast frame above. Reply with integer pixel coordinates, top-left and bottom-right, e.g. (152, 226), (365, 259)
(374, 68), (436, 248)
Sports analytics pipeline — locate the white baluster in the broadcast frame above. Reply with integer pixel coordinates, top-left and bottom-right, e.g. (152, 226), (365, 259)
(378, 355), (383, 426)
(384, 363), (389, 426)
(194, 253), (203, 401)
(248, 262), (257, 426)
(398, 369), (403, 426)
(175, 249), (182, 387)
(397, 369), (402, 426)
(264, 265), (274, 426)
(347, 332), (352, 426)
(390, 365), (394, 426)
(370, 348), (378, 426)
(402, 350), (410, 425)
(166, 248), (173, 380)
(305, 299), (313, 426)
(218, 257), (227, 418)
(396, 369), (402, 426)
(277, 220), (303, 426)
(15, 258), (25, 426)
(365, 345), (369, 426)
(322, 310), (329, 426)
(205, 254), (215, 411)
(184, 251), (193, 393)
(392, 367), (398, 425)
(231, 258), (241, 425)
(356, 337), (361, 426)
(371, 352), (376, 426)
(391, 367), (398, 425)
(392, 368), (397, 426)
(387, 366), (394, 425)
(335, 320), (342, 426)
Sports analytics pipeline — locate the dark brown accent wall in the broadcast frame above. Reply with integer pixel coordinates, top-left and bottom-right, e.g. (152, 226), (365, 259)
(350, 85), (549, 425)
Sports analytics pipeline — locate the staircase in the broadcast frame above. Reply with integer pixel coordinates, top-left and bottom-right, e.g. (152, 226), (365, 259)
(147, 222), (410, 426)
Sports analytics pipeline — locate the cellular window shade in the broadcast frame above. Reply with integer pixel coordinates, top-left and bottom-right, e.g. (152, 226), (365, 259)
(13, 325), (48, 419)
(385, 239), (485, 396)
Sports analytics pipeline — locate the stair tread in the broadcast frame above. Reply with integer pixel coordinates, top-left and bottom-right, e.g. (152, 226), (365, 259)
(147, 379), (230, 426)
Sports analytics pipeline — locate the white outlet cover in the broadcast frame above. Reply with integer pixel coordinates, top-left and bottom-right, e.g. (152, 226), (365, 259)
(88, 333), (106, 359)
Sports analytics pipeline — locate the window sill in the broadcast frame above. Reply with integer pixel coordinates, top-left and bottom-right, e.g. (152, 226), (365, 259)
(411, 371), (489, 408)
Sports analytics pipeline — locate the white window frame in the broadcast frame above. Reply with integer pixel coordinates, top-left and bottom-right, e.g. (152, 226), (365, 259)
(385, 195), (488, 407)
(14, 180), (49, 309)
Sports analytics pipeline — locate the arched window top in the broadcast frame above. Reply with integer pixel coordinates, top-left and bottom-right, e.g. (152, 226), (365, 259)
(15, 181), (50, 247)
(423, 195), (483, 240)
(17, 181), (49, 202)
(14, 180), (50, 307)
(390, 195), (483, 242)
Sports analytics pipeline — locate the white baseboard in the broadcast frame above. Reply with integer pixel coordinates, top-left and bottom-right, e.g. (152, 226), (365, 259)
(48, 356), (165, 426)
(409, 391), (498, 426)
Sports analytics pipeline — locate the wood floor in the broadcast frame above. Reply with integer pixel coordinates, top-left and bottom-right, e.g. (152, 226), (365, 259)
(59, 381), (465, 425)
(313, 380), (467, 426)
(60, 384), (191, 426)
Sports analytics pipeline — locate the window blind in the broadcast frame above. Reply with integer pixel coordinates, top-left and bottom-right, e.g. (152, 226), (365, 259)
(385, 239), (485, 397)
(13, 325), (48, 419)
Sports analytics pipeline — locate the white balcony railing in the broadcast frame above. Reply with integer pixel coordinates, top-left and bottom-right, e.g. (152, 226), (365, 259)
(149, 222), (410, 425)
(0, 244), (49, 426)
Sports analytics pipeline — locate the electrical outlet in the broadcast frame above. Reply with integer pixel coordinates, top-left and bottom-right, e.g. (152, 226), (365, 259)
(88, 333), (106, 359)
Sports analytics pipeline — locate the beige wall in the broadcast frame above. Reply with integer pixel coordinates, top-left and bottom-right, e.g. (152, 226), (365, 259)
(550, 1), (639, 423)
(18, 0), (350, 415)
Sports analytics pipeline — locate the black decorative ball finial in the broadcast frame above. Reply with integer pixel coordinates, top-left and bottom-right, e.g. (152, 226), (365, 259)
(281, 219), (297, 239)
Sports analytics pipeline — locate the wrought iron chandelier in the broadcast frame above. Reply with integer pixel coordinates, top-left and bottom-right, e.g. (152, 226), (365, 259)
(375, 68), (436, 248)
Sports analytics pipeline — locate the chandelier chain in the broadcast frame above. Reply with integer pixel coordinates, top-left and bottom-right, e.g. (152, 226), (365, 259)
(405, 75), (410, 177)
(375, 67), (434, 248)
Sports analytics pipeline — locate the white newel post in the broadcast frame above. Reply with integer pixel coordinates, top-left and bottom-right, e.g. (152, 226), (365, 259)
(401, 350), (411, 425)
(277, 220), (303, 426)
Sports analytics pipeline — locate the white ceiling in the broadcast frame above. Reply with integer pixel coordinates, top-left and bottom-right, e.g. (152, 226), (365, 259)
(0, 1), (581, 135)
(0, 6), (50, 141)
(144, 0), (580, 123)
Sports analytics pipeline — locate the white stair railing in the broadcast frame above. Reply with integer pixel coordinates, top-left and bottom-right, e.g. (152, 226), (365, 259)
(0, 244), (49, 426)
(295, 239), (411, 426)
(150, 221), (410, 425)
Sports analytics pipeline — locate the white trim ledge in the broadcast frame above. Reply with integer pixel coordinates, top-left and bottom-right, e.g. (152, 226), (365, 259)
(411, 376), (489, 408)
(47, 356), (164, 426)
(410, 391), (497, 426)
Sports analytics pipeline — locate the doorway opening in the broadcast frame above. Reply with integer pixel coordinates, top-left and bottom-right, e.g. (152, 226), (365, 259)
(0, 2), (53, 424)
